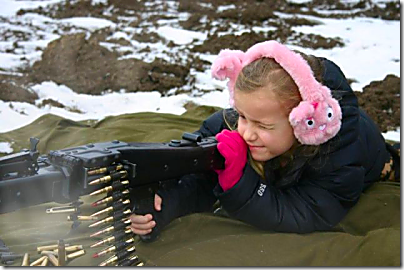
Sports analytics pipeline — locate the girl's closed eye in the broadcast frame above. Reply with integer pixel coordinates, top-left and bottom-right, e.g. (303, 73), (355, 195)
(259, 125), (273, 130)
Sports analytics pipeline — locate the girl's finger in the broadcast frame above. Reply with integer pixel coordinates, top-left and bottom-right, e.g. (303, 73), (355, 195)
(130, 220), (156, 230)
(154, 194), (162, 211)
(129, 214), (153, 224)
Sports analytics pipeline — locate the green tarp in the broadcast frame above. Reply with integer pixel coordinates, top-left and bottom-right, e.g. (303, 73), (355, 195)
(0, 106), (400, 266)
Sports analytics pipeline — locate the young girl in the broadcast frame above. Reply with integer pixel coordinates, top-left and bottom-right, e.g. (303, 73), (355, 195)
(130, 40), (398, 240)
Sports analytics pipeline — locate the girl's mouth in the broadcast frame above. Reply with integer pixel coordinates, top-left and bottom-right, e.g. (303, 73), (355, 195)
(248, 145), (264, 150)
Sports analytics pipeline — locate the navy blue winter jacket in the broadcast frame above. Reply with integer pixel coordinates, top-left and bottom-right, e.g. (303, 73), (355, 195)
(146, 58), (390, 237)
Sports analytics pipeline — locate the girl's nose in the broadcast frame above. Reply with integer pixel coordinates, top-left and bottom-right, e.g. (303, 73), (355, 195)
(243, 125), (257, 142)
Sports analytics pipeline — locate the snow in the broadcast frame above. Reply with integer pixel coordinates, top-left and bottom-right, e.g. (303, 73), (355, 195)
(0, 142), (13, 154)
(0, 0), (62, 17)
(156, 26), (207, 45)
(58, 17), (117, 31)
(0, 0), (400, 147)
(283, 13), (400, 91)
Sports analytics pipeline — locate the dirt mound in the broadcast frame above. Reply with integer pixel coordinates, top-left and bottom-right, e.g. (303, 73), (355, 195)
(0, 85), (36, 104)
(0, 75), (38, 104)
(17, 0), (146, 22)
(29, 32), (189, 95)
(182, 0), (344, 53)
(192, 31), (343, 55)
(286, 0), (400, 20)
(356, 74), (400, 133)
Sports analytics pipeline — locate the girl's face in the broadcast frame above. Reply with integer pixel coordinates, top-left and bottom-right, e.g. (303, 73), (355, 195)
(234, 87), (296, 162)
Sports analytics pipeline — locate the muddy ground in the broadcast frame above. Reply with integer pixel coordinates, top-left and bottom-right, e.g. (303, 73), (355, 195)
(0, 0), (400, 133)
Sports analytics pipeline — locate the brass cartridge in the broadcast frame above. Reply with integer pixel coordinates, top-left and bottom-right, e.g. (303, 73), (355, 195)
(21, 253), (29, 266)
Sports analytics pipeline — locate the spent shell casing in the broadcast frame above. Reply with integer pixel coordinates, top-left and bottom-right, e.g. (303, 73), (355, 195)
(40, 250), (57, 256)
(37, 243), (70, 252)
(90, 218), (131, 237)
(21, 253), (30, 266)
(89, 180), (129, 196)
(88, 164), (124, 176)
(53, 245), (83, 253)
(41, 256), (49, 266)
(90, 228), (132, 248)
(116, 254), (140, 267)
(99, 246), (136, 266)
(66, 249), (85, 260)
(65, 245), (84, 253)
(91, 189), (130, 207)
(94, 237), (135, 258)
(57, 239), (66, 266)
(88, 170), (127, 186)
(47, 253), (58, 266)
(91, 199), (130, 217)
(30, 256), (47, 266)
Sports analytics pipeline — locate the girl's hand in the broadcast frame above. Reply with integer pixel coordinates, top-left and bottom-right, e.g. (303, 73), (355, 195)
(129, 194), (162, 235)
(215, 129), (248, 191)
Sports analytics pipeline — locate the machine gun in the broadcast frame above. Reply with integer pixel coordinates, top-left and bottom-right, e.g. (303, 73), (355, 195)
(0, 132), (224, 215)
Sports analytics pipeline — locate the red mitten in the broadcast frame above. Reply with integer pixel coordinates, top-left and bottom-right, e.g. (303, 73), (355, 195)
(215, 130), (248, 191)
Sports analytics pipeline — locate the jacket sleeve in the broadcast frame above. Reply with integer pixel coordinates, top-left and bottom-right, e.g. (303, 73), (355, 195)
(214, 163), (365, 233)
(148, 172), (218, 240)
(147, 110), (230, 236)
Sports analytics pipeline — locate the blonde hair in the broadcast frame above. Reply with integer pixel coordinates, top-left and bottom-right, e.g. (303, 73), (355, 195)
(225, 53), (322, 179)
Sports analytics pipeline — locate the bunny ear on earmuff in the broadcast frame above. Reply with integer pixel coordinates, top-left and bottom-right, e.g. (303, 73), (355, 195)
(211, 49), (245, 81)
(211, 49), (245, 106)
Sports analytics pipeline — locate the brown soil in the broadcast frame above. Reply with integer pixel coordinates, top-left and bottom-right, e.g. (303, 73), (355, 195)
(29, 32), (189, 95)
(0, 75), (38, 104)
(1, 0), (400, 133)
(356, 75), (400, 133)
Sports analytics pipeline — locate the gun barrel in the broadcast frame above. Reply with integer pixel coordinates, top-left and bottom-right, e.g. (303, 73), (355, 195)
(0, 168), (65, 214)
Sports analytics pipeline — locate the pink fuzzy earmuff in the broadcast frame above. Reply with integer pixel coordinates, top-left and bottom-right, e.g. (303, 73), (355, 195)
(211, 40), (342, 146)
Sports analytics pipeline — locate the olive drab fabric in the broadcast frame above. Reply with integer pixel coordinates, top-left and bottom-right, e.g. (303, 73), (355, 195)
(0, 106), (400, 266)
